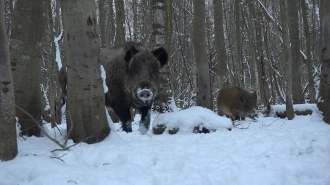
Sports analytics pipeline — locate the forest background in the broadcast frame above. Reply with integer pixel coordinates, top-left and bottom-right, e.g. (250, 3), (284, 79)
(0, 0), (329, 161)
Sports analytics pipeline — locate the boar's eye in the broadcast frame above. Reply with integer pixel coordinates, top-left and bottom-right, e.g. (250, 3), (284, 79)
(149, 70), (154, 78)
(132, 68), (139, 74)
(149, 70), (158, 79)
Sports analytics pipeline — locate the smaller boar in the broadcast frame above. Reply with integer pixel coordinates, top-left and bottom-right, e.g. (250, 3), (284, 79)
(216, 86), (257, 120)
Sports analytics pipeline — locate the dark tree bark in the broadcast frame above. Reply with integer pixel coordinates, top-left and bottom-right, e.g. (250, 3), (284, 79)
(99, 0), (108, 48)
(288, 0), (304, 104)
(318, 0), (330, 124)
(41, 0), (61, 127)
(213, 0), (228, 87)
(114, 0), (125, 45)
(10, 0), (46, 136)
(281, 0), (294, 120)
(234, 0), (243, 87)
(300, 0), (315, 103)
(0, 0), (18, 161)
(151, 0), (174, 113)
(247, 0), (262, 106)
(192, 0), (213, 109)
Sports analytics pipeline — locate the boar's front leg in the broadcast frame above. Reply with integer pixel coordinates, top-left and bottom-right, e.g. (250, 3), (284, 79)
(111, 99), (132, 132)
(138, 107), (151, 134)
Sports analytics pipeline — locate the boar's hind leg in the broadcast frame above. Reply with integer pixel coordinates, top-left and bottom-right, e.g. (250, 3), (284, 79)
(112, 101), (132, 132)
(138, 107), (151, 134)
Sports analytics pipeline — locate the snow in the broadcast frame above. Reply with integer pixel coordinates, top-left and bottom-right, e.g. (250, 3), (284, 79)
(153, 106), (232, 133)
(1, 105), (330, 185)
(53, 6), (63, 71)
(271, 103), (318, 113)
(100, 65), (108, 93)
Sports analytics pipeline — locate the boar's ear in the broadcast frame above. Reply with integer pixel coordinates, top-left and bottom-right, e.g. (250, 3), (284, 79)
(239, 94), (246, 103)
(124, 45), (139, 63)
(152, 47), (168, 67)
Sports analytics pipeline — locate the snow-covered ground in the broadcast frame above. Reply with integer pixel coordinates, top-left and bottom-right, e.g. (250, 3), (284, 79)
(1, 105), (330, 185)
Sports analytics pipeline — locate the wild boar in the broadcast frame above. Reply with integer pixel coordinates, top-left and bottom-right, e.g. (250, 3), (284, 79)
(216, 85), (257, 120)
(101, 41), (168, 134)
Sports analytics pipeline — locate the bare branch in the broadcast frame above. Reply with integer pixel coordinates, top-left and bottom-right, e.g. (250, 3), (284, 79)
(260, 118), (280, 128)
(51, 135), (95, 153)
(15, 105), (66, 149)
(64, 110), (74, 145)
(234, 121), (252, 129)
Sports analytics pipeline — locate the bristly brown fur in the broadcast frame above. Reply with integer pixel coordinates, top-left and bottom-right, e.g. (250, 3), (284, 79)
(216, 86), (257, 120)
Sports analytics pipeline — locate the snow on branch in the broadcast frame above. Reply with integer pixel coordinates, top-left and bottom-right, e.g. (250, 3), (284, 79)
(257, 0), (282, 32)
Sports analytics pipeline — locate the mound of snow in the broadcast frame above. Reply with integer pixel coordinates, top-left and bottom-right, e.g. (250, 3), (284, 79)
(152, 106), (232, 133)
(271, 104), (317, 114)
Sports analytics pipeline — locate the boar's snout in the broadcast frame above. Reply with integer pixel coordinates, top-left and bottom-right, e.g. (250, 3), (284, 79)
(134, 80), (157, 106)
(138, 88), (153, 101)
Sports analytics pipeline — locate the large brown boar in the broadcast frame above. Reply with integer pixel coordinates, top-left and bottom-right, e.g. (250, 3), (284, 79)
(216, 86), (257, 120)
(101, 41), (168, 134)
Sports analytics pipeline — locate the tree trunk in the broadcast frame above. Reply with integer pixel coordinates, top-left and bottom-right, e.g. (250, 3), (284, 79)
(132, 0), (138, 41)
(235, 0), (243, 88)
(99, 0), (107, 48)
(41, 0), (60, 127)
(317, 0), (330, 124)
(53, 0), (64, 125)
(151, 0), (166, 48)
(213, 0), (228, 87)
(10, 0), (45, 136)
(261, 15), (271, 115)
(251, 0), (263, 108)
(301, 0), (316, 103)
(108, 0), (115, 46)
(288, 0), (304, 104)
(151, 0), (174, 113)
(114, 0), (125, 45)
(165, 0), (173, 90)
(192, 0), (213, 109)
(281, 0), (294, 120)
(61, 0), (110, 144)
(0, 0), (18, 161)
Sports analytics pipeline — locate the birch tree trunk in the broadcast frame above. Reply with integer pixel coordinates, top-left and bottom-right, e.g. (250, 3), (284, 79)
(61, 0), (110, 143)
(0, 0), (18, 161)
(192, 0), (213, 109)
